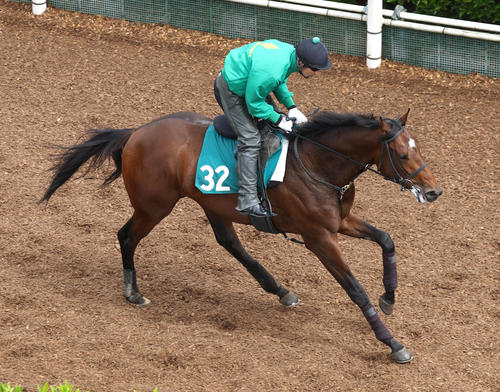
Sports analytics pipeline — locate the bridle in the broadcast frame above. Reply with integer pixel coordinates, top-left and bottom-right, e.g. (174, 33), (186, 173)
(292, 120), (428, 210)
(378, 125), (427, 190)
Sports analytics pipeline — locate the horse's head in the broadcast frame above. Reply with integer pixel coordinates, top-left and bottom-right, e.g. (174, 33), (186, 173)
(377, 110), (443, 203)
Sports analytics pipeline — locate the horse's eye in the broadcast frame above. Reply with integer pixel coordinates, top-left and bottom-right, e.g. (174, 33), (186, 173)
(399, 154), (409, 161)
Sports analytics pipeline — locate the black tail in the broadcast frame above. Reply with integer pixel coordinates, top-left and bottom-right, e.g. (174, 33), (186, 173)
(40, 128), (135, 203)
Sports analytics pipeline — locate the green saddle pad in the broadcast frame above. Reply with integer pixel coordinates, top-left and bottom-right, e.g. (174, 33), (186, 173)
(195, 123), (286, 194)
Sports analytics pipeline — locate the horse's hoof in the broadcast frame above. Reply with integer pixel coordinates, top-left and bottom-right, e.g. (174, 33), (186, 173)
(379, 294), (394, 315)
(126, 293), (151, 307)
(391, 347), (413, 363)
(279, 292), (300, 307)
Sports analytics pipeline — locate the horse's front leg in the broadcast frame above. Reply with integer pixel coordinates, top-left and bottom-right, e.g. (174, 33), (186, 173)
(204, 211), (299, 307)
(303, 230), (413, 363)
(339, 213), (397, 315)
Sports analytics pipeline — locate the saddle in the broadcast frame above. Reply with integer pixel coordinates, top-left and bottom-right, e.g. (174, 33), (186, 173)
(213, 115), (271, 138)
(213, 115), (237, 139)
(212, 114), (283, 186)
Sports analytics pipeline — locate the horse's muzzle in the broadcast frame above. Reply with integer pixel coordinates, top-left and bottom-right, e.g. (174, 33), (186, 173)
(425, 188), (443, 202)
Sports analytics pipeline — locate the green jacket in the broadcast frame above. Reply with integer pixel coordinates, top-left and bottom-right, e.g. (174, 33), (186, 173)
(221, 39), (299, 124)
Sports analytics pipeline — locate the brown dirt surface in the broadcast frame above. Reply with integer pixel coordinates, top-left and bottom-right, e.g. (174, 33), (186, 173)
(1, 1), (499, 391)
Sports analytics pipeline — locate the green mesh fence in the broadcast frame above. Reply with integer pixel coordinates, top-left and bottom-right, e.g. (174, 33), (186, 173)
(10, 0), (499, 77)
(383, 25), (499, 77)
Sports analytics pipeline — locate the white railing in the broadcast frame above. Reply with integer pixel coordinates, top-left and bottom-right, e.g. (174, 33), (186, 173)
(222, 0), (500, 69)
(271, 0), (500, 36)
(31, 0), (499, 70)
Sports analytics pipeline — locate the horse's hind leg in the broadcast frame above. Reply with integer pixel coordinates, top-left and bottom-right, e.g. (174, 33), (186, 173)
(339, 213), (397, 315)
(118, 209), (168, 307)
(204, 211), (299, 307)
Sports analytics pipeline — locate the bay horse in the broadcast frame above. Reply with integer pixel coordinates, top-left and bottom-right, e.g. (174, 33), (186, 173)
(41, 109), (442, 363)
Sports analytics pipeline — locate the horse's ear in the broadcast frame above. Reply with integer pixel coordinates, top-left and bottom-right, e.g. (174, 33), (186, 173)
(400, 108), (410, 125)
(378, 117), (391, 133)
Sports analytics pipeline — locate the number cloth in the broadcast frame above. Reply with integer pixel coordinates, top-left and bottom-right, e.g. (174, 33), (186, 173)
(195, 124), (287, 194)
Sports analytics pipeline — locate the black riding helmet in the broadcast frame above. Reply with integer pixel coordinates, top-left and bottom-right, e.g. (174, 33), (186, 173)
(296, 37), (331, 71)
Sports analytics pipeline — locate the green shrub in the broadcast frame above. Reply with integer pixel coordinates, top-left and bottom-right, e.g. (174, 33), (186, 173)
(327, 0), (500, 24)
(384, 0), (500, 24)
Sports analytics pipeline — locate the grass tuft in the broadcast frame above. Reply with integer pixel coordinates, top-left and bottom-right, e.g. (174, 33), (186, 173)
(0, 384), (24, 392)
(1, 383), (159, 392)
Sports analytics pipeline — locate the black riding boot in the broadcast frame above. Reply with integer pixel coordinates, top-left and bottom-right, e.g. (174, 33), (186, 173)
(236, 147), (272, 218)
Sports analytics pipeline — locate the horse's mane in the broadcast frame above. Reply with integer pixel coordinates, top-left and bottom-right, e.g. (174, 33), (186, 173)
(297, 111), (380, 136)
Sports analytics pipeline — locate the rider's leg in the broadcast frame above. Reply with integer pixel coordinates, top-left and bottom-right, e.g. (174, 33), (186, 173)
(236, 143), (261, 211)
(214, 73), (271, 217)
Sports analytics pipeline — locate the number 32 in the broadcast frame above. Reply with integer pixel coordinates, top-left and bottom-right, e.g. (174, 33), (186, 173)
(199, 165), (231, 192)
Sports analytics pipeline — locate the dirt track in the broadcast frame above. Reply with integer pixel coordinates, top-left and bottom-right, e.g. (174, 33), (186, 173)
(1, 1), (499, 391)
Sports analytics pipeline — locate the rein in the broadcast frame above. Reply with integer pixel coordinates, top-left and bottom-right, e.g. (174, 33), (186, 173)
(292, 124), (427, 210)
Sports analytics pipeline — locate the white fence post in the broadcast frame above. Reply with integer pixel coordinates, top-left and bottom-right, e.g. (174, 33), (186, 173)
(32, 0), (47, 15)
(366, 0), (382, 68)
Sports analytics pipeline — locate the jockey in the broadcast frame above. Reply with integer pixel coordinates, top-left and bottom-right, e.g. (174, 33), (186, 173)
(214, 37), (331, 218)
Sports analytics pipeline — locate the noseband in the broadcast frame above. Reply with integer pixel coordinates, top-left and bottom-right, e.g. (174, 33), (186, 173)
(292, 121), (428, 209)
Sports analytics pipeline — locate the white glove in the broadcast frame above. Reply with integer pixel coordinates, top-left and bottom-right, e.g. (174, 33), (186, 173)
(277, 116), (294, 133)
(288, 107), (308, 124)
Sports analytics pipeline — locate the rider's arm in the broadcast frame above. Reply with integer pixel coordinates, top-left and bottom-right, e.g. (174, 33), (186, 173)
(244, 70), (282, 123)
(273, 81), (295, 110)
